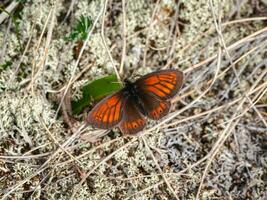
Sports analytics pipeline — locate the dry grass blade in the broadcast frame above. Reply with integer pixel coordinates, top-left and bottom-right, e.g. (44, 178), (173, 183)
(27, 8), (53, 93)
(209, 0), (267, 128)
(119, 0), (127, 75)
(141, 136), (179, 200)
(101, 0), (121, 82)
(1, 124), (86, 199)
(195, 68), (267, 199)
(142, 0), (161, 68)
(69, 139), (135, 199)
(0, 1), (19, 24)
(40, 118), (82, 166)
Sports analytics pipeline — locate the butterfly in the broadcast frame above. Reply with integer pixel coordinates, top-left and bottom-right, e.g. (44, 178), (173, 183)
(87, 69), (184, 135)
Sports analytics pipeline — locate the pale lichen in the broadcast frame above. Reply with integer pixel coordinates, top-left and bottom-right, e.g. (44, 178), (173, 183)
(0, 0), (266, 199)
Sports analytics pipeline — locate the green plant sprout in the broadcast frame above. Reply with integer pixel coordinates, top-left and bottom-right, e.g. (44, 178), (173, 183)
(65, 15), (93, 42)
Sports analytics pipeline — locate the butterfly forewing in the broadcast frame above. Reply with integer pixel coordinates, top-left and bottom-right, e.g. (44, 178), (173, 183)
(119, 97), (146, 135)
(136, 69), (183, 100)
(87, 91), (125, 129)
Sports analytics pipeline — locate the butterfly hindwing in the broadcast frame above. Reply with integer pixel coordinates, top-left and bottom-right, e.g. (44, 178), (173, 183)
(136, 69), (183, 100)
(138, 92), (171, 120)
(87, 91), (124, 129)
(119, 97), (146, 135)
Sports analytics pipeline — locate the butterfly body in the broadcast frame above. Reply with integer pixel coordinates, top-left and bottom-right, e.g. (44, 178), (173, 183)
(121, 80), (147, 116)
(87, 69), (183, 135)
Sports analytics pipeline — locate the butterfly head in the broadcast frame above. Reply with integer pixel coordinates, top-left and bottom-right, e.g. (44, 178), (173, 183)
(123, 79), (132, 86)
(123, 79), (136, 90)
(122, 79), (139, 97)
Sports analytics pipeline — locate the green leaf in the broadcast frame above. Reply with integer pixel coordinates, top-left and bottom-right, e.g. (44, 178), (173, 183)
(72, 75), (123, 114)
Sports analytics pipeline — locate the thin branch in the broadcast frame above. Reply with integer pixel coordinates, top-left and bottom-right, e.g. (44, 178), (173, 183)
(141, 136), (179, 200)
(119, 0), (127, 75)
(101, 0), (122, 83)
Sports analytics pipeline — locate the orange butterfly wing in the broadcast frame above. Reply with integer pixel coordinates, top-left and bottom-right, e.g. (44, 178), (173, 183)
(119, 97), (146, 135)
(87, 91), (125, 129)
(135, 91), (171, 120)
(135, 69), (183, 120)
(136, 69), (183, 100)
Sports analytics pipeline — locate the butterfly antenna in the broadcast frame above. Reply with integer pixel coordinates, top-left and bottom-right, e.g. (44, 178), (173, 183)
(110, 80), (125, 86)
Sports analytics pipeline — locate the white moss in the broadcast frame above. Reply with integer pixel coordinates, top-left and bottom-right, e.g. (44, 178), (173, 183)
(76, 0), (103, 20)
(0, 92), (65, 153)
(126, 0), (152, 34)
(87, 33), (118, 76)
